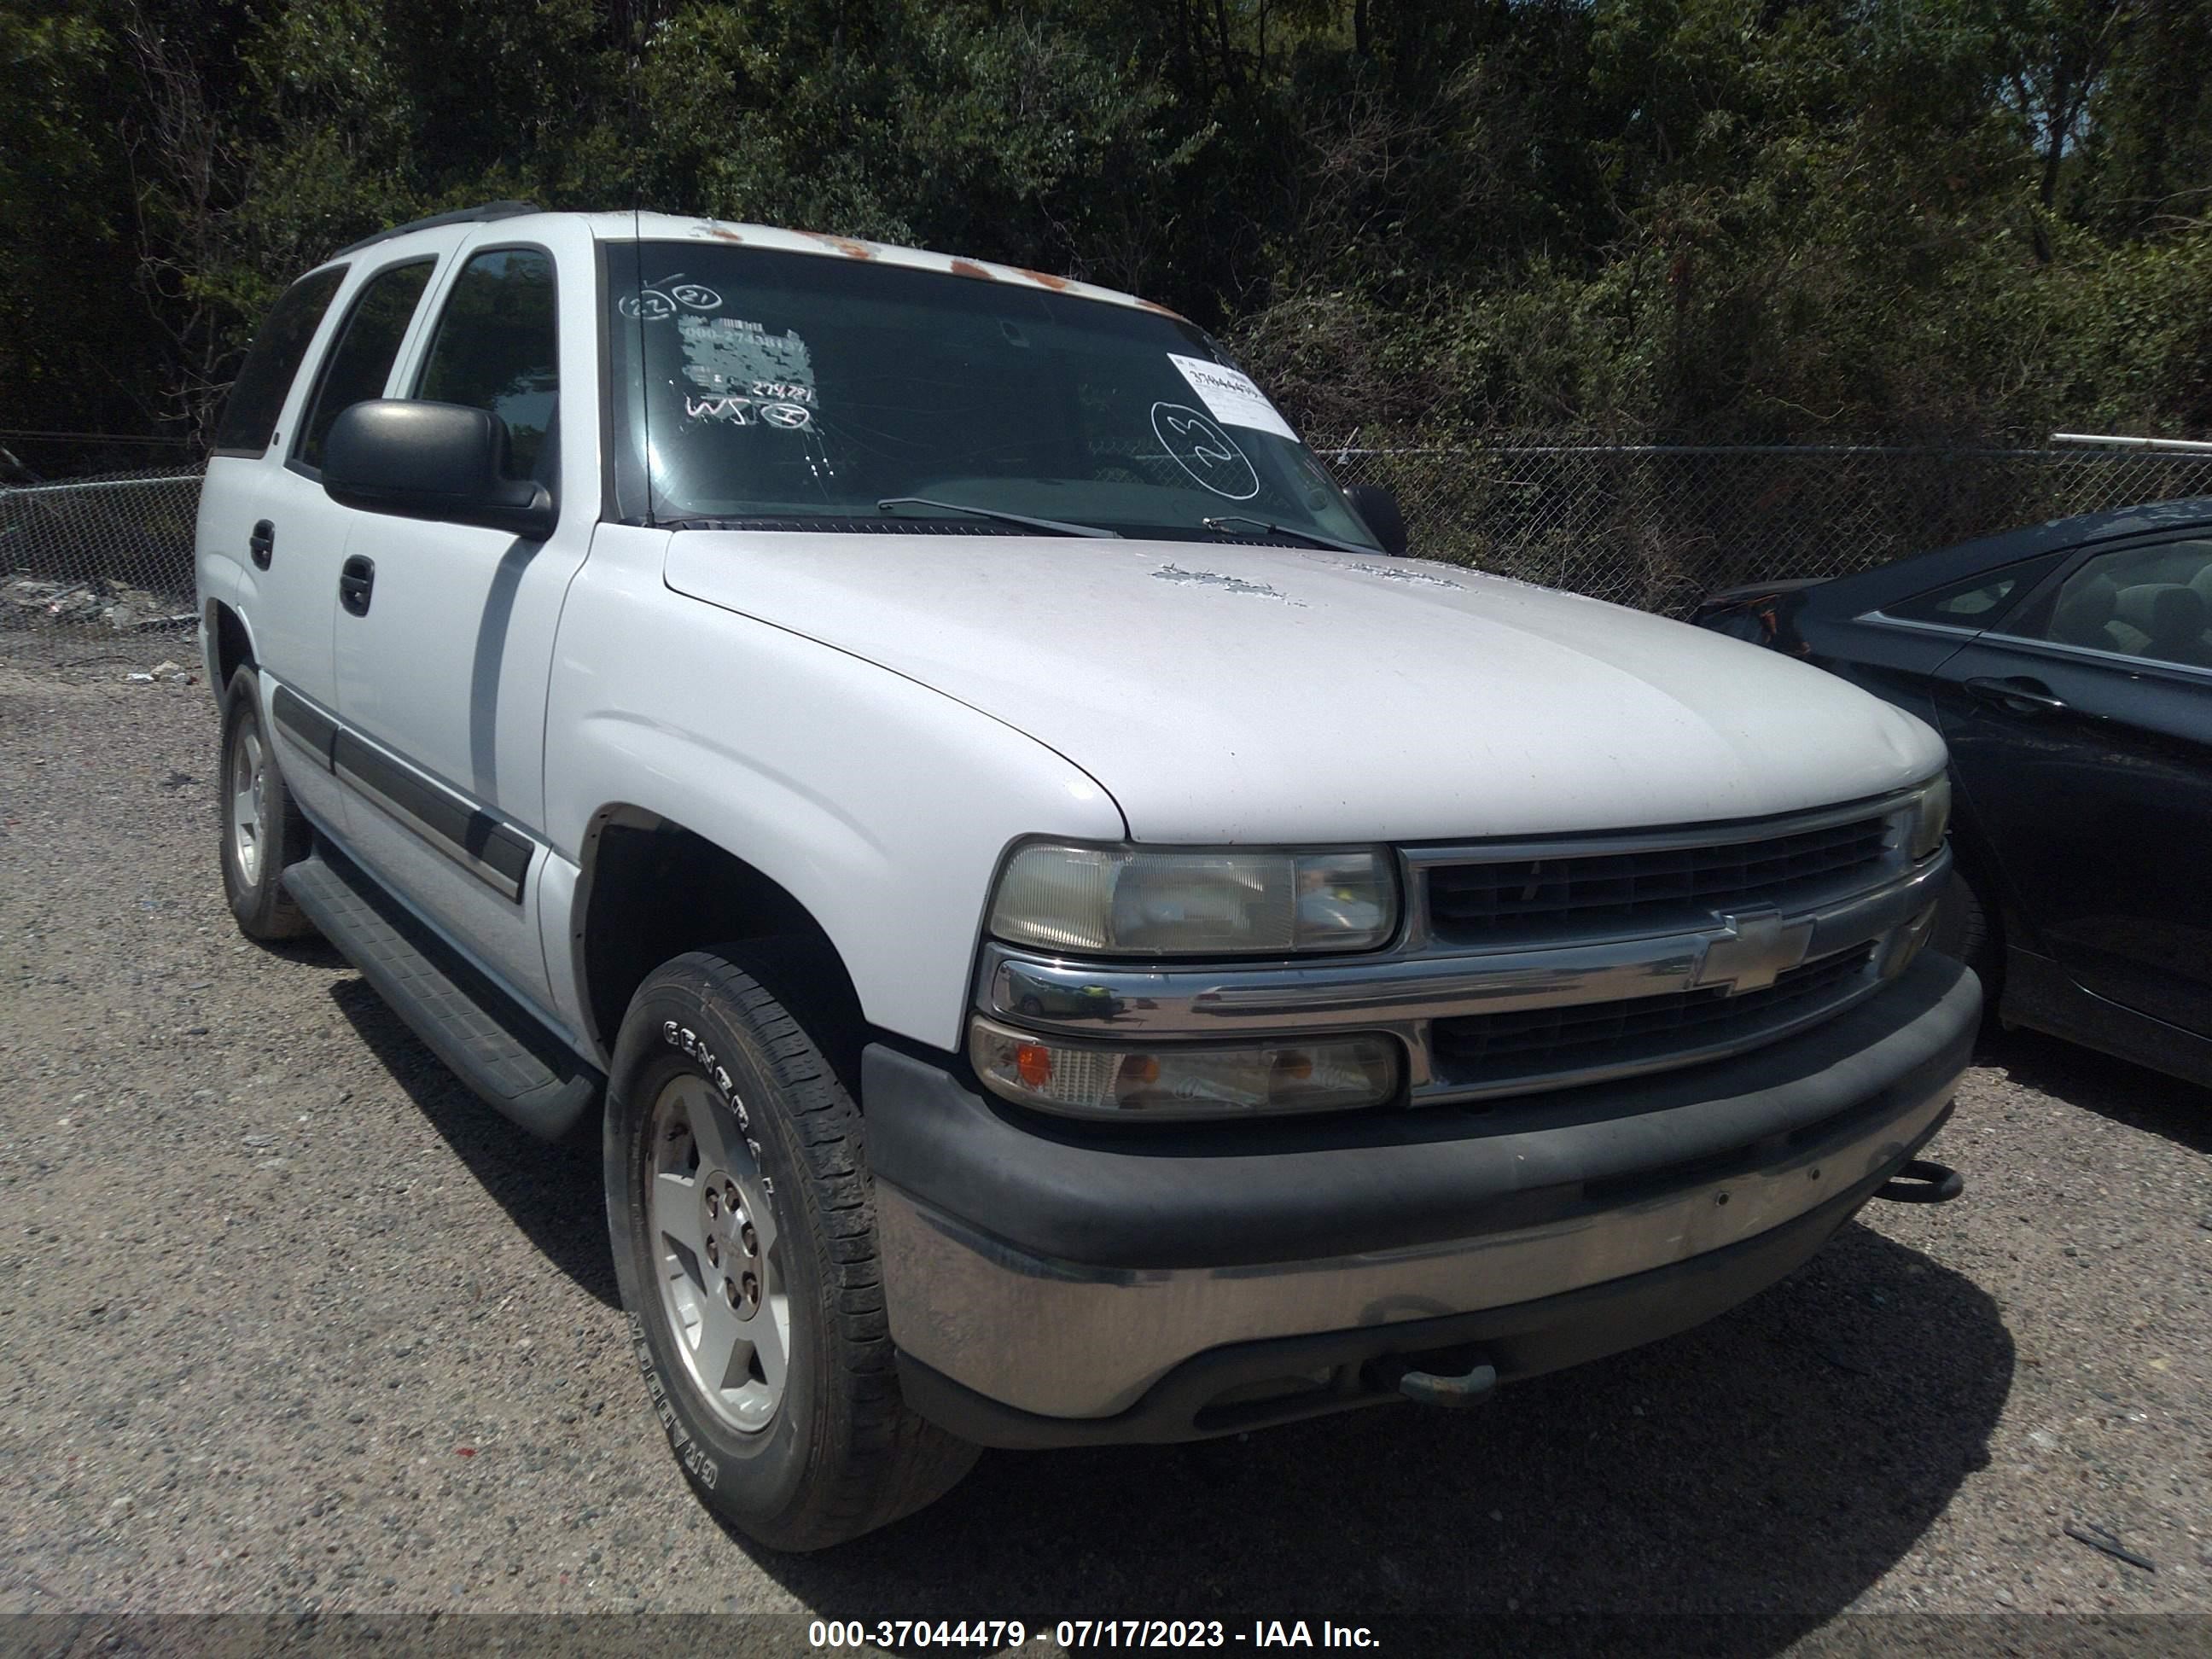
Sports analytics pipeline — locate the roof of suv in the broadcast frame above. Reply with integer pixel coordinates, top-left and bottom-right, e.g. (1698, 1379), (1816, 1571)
(326, 204), (1184, 321)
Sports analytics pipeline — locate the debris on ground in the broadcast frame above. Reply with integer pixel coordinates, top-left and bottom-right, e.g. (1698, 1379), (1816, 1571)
(5, 574), (195, 632)
(2065, 1521), (2157, 1573)
(124, 660), (195, 684)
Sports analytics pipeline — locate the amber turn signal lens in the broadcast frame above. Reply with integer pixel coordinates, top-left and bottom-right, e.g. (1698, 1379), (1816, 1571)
(969, 1016), (1400, 1120)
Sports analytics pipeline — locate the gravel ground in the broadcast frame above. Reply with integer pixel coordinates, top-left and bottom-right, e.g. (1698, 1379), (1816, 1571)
(3, 641), (2209, 1642)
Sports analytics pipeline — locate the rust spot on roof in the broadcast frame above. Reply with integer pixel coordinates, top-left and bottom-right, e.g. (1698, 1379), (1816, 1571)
(803, 230), (877, 259)
(948, 259), (997, 282)
(701, 224), (746, 243)
(1012, 265), (1073, 291)
(1136, 297), (1189, 321)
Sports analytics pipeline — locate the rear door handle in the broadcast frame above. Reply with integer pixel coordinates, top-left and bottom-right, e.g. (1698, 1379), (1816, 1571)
(1965, 675), (2067, 716)
(339, 555), (375, 617)
(248, 521), (274, 569)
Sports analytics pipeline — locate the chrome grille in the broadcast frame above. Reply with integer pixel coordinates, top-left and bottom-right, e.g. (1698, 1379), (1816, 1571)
(1425, 815), (1890, 943)
(979, 785), (1944, 1113)
(1429, 943), (1879, 1094)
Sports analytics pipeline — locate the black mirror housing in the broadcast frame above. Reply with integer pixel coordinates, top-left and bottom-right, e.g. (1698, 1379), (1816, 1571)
(323, 399), (556, 540)
(1345, 483), (1408, 557)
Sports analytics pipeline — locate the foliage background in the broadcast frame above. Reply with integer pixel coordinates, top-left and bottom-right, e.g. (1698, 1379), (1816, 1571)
(4, 0), (2209, 468)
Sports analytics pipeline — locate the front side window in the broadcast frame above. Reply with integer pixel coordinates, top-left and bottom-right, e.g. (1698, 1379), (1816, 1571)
(293, 259), (436, 471)
(607, 242), (1378, 549)
(415, 247), (557, 479)
(214, 266), (346, 457)
(2010, 538), (2212, 670)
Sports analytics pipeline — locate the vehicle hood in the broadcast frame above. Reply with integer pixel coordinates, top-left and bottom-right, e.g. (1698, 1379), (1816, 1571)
(664, 533), (1946, 842)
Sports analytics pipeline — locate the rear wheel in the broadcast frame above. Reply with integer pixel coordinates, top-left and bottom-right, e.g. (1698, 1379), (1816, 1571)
(218, 666), (315, 940)
(605, 946), (976, 1550)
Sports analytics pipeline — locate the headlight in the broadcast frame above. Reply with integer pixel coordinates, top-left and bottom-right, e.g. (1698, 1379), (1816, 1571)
(1906, 775), (1952, 861)
(987, 843), (1397, 956)
(970, 1016), (1401, 1119)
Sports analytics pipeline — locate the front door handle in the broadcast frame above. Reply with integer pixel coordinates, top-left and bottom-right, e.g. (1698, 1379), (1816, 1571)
(339, 555), (375, 617)
(248, 520), (275, 569)
(1965, 675), (2067, 716)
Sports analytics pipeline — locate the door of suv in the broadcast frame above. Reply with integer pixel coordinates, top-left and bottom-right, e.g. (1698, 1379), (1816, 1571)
(263, 253), (444, 830)
(329, 228), (597, 1014)
(200, 264), (348, 723)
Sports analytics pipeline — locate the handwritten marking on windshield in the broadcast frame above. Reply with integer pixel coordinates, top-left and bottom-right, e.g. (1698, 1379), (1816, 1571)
(620, 277), (722, 321)
(1151, 565), (1307, 606)
(1150, 402), (1260, 500)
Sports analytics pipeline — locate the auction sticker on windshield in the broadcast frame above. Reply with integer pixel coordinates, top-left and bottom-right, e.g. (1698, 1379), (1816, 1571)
(1167, 353), (1297, 439)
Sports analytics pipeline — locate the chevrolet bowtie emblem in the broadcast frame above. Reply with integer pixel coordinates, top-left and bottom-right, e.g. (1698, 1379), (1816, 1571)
(1694, 909), (1814, 994)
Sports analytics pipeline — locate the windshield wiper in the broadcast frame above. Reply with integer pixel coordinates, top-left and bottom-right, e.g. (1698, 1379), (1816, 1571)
(1201, 514), (1380, 559)
(877, 497), (1121, 538)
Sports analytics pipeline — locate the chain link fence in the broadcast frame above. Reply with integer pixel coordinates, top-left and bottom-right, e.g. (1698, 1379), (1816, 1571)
(6, 445), (2212, 649)
(1325, 441), (2212, 614)
(2, 467), (204, 637)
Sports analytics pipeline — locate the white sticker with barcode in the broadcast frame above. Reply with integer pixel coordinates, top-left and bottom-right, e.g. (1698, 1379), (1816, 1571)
(1167, 353), (1297, 440)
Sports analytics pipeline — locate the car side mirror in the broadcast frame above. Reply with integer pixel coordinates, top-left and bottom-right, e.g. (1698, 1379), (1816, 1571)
(1345, 482), (1407, 557)
(323, 399), (556, 541)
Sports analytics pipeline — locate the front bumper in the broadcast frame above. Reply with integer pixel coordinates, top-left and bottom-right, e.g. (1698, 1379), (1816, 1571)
(867, 952), (1979, 1445)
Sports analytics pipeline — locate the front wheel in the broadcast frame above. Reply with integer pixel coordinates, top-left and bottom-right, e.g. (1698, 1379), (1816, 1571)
(1930, 864), (2000, 995)
(604, 946), (977, 1551)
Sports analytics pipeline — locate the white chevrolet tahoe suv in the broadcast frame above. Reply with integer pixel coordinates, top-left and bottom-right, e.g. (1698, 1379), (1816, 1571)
(196, 204), (1976, 1549)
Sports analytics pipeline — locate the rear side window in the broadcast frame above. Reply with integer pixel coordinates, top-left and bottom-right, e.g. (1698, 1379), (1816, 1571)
(293, 259), (437, 472)
(1885, 553), (2065, 627)
(415, 247), (558, 479)
(213, 267), (347, 457)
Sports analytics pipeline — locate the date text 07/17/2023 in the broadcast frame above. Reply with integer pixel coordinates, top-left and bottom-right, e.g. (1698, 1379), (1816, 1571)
(806, 1620), (1382, 1650)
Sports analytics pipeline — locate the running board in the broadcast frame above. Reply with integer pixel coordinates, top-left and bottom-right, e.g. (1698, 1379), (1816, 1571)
(283, 852), (602, 1143)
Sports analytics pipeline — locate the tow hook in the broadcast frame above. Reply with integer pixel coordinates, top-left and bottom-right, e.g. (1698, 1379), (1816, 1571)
(1365, 1353), (1499, 1408)
(1873, 1158), (1964, 1205)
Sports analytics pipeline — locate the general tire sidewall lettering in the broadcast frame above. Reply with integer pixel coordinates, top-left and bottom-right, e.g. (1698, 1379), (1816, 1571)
(610, 976), (816, 1515)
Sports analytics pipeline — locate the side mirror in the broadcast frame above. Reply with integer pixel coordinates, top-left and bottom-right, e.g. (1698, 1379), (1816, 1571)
(323, 399), (556, 540)
(1345, 482), (1407, 557)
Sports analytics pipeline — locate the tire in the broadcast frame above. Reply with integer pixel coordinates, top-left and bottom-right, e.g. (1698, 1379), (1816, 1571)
(218, 666), (316, 940)
(1930, 864), (1999, 992)
(604, 946), (978, 1550)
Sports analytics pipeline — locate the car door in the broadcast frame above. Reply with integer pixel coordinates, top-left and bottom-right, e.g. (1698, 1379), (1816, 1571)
(265, 253), (444, 832)
(1824, 550), (2072, 729)
(199, 265), (351, 718)
(329, 226), (597, 1016)
(1929, 533), (2212, 1037)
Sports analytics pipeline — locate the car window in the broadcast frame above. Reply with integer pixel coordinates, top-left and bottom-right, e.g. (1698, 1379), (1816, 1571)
(293, 259), (437, 472)
(213, 267), (346, 457)
(2005, 538), (2212, 671)
(414, 247), (557, 480)
(1884, 554), (2064, 627)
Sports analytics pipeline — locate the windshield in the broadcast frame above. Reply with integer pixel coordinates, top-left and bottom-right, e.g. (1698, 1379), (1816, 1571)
(607, 241), (1379, 549)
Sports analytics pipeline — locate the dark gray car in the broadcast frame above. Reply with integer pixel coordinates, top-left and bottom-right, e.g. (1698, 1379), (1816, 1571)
(1695, 498), (2212, 1091)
